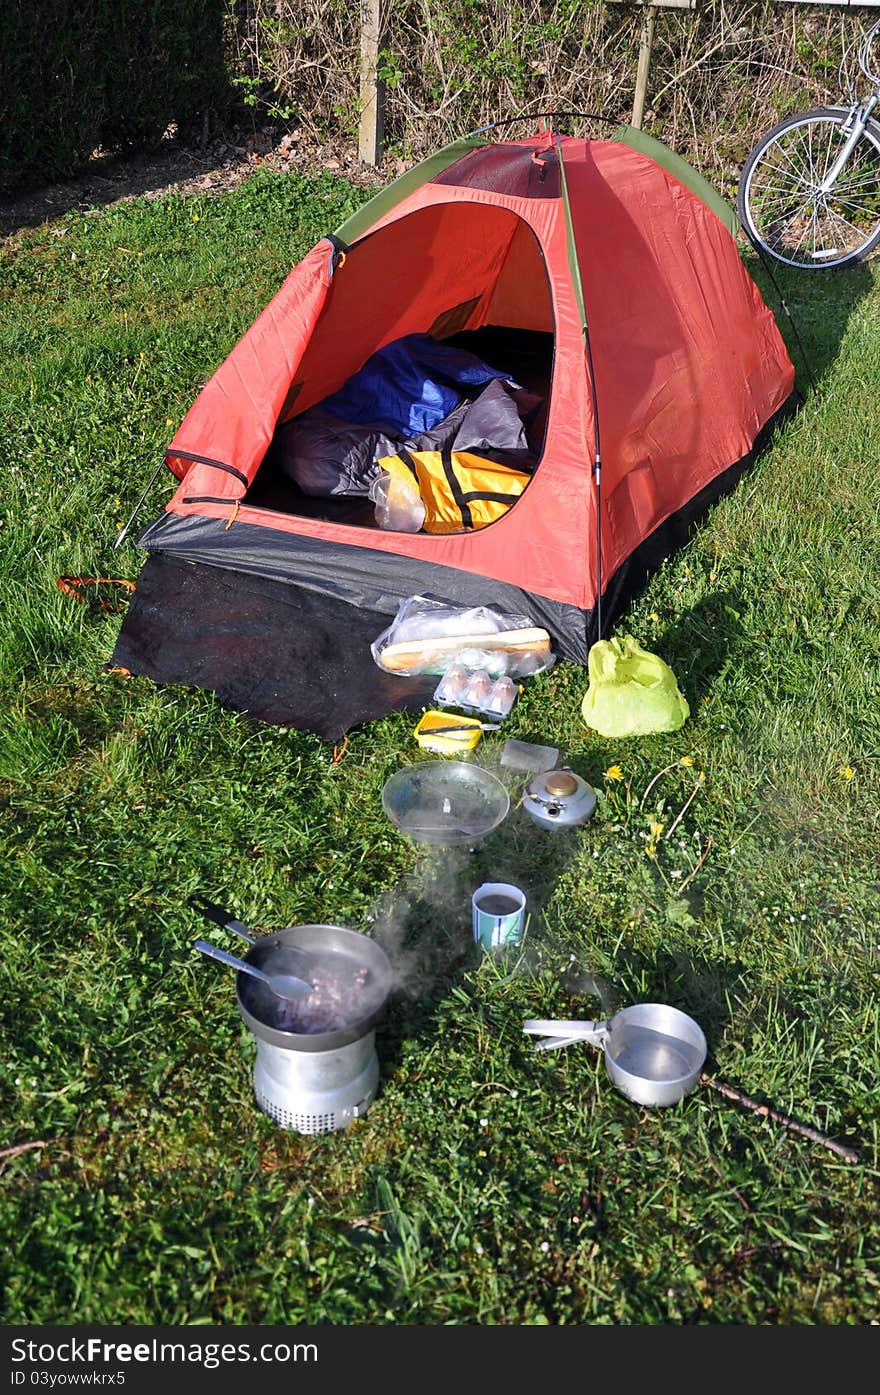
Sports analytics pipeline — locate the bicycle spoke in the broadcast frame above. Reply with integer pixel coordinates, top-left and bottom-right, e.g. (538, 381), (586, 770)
(830, 166), (880, 200)
(762, 142), (811, 182)
(740, 110), (880, 266)
(765, 140), (815, 188)
(792, 208), (818, 258)
(825, 202), (876, 241)
(750, 178), (812, 200)
(814, 122), (839, 185)
(829, 192), (880, 220)
(831, 175), (880, 202)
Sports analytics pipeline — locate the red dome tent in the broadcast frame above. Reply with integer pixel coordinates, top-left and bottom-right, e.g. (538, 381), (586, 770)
(112, 121), (796, 736)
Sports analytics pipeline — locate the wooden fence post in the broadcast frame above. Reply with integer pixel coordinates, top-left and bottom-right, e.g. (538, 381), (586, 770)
(632, 5), (658, 128)
(359, 0), (385, 166)
(608, 0), (698, 130)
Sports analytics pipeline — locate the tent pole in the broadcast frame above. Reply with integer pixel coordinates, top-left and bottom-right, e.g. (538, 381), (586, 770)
(553, 127), (604, 643)
(113, 458), (166, 550)
(466, 111), (620, 139)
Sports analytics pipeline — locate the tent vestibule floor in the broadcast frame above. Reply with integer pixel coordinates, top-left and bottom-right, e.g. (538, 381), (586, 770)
(109, 553), (437, 739)
(244, 326), (554, 526)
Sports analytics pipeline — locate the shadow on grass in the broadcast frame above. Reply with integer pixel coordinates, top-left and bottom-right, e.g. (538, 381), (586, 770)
(0, 0), (246, 237)
(744, 249), (875, 390)
(656, 588), (746, 712)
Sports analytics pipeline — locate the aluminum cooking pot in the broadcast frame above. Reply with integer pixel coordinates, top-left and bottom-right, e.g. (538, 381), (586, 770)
(234, 924), (394, 1053)
(523, 1002), (707, 1108)
(189, 896), (395, 1050)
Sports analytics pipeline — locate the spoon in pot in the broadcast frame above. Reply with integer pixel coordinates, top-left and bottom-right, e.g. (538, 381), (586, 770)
(187, 894), (321, 977)
(193, 940), (312, 1003)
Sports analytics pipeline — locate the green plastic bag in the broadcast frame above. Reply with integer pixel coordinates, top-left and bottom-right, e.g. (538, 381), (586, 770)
(581, 633), (689, 737)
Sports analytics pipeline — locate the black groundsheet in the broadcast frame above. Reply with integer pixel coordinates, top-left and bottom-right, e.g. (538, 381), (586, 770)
(109, 553), (437, 740)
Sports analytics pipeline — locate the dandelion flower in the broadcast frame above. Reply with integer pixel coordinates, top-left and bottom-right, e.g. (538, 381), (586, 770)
(680, 755), (694, 767)
(841, 765), (854, 781)
(605, 764), (624, 782)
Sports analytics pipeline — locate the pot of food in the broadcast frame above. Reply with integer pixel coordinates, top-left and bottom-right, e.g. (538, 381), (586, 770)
(523, 1002), (707, 1108)
(190, 897), (394, 1134)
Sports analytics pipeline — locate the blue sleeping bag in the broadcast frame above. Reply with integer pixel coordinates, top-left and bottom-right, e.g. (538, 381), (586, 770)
(320, 333), (512, 437)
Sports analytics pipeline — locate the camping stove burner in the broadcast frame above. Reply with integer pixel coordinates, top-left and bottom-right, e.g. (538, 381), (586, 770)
(232, 923), (394, 1136)
(253, 1031), (380, 1136)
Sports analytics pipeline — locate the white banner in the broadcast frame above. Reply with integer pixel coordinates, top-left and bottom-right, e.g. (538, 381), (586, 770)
(776, 2), (880, 8)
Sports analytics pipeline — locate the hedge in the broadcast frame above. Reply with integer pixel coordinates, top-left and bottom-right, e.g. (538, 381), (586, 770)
(0, 0), (233, 194)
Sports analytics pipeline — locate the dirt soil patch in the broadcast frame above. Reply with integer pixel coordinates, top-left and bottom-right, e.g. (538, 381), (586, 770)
(0, 125), (402, 241)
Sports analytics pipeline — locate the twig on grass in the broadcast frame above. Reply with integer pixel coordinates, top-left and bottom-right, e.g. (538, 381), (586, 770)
(676, 834), (713, 893)
(701, 1076), (859, 1163)
(0, 1140), (49, 1162)
(706, 1154), (751, 1212)
(663, 775), (705, 842)
(639, 761), (679, 811)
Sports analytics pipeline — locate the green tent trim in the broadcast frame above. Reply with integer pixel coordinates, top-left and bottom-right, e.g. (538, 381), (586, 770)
(334, 136), (485, 246)
(611, 124), (739, 238)
(335, 124), (739, 248)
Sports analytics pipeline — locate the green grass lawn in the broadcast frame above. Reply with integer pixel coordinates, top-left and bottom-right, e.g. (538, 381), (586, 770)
(0, 169), (878, 1325)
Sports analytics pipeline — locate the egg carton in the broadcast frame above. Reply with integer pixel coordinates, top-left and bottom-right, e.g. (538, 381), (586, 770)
(433, 664), (518, 719)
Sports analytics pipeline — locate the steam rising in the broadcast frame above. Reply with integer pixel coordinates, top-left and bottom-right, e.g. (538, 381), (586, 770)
(368, 844), (481, 1000)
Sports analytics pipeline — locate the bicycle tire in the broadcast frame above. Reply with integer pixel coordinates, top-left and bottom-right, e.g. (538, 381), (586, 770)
(737, 105), (880, 269)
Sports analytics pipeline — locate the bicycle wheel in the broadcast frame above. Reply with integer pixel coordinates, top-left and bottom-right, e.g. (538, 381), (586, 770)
(737, 105), (880, 269)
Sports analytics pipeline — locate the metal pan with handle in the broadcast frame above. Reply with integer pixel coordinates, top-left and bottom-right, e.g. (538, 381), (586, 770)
(523, 1002), (708, 1108)
(524, 1000), (861, 1160)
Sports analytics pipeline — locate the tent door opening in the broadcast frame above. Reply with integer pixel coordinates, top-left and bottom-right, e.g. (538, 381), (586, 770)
(243, 325), (554, 529)
(241, 202), (555, 533)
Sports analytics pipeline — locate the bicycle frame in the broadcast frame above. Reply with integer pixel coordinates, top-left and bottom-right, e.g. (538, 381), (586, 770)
(737, 14), (880, 269)
(818, 89), (880, 194)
